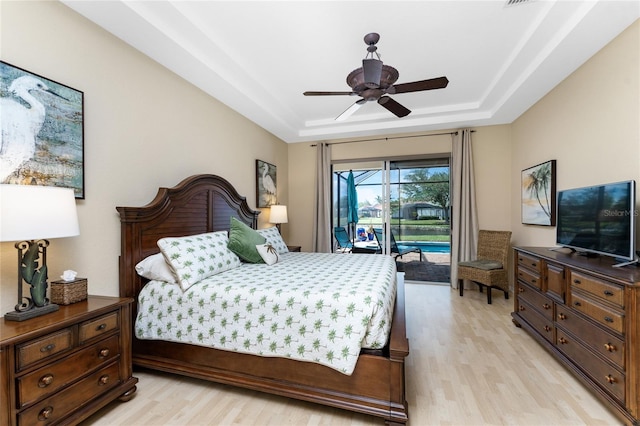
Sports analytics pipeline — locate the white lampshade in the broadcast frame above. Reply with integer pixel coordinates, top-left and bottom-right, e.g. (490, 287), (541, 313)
(0, 185), (80, 242)
(270, 205), (288, 224)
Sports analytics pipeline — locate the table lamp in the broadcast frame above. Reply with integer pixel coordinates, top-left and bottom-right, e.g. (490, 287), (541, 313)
(1, 185), (80, 321)
(269, 205), (288, 233)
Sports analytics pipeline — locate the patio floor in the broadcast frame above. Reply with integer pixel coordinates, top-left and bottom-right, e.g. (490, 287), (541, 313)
(395, 251), (451, 283)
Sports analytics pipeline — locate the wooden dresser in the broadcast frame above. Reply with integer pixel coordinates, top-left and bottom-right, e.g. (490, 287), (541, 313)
(1, 296), (138, 425)
(512, 247), (640, 425)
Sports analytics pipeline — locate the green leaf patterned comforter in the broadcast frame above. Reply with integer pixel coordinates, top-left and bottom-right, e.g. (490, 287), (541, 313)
(135, 252), (397, 375)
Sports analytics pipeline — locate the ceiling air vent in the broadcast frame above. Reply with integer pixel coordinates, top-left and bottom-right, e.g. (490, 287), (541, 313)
(505, 0), (534, 6)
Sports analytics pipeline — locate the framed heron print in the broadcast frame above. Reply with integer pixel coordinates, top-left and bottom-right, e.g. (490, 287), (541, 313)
(0, 61), (85, 198)
(256, 159), (276, 208)
(521, 160), (556, 226)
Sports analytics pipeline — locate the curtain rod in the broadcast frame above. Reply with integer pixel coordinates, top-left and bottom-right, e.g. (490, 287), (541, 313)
(310, 130), (474, 147)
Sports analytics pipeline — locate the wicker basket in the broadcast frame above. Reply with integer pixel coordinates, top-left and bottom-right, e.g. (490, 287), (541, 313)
(50, 278), (87, 305)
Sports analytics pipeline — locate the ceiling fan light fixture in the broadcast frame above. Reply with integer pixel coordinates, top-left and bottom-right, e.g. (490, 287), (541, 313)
(362, 58), (383, 88)
(347, 64), (399, 93)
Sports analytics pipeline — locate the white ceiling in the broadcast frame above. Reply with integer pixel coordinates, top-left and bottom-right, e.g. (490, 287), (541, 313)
(61, 1), (639, 143)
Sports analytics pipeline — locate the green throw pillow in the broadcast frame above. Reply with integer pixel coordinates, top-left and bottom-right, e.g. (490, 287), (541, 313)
(227, 217), (266, 263)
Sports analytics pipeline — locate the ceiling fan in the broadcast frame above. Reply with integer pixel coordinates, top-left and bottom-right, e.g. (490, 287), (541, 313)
(303, 32), (449, 121)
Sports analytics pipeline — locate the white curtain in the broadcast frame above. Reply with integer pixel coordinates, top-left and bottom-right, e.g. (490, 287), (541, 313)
(312, 143), (332, 252)
(450, 129), (478, 289)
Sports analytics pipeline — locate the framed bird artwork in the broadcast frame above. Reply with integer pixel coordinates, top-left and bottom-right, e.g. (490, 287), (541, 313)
(0, 61), (84, 198)
(256, 159), (276, 208)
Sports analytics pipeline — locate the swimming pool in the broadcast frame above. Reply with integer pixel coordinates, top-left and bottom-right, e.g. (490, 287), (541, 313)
(398, 241), (451, 254)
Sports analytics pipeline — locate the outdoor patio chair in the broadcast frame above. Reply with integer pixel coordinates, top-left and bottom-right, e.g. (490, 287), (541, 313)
(334, 226), (353, 253)
(457, 230), (512, 304)
(373, 228), (423, 261)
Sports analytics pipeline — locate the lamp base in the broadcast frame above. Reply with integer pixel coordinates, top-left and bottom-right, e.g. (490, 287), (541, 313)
(4, 304), (59, 322)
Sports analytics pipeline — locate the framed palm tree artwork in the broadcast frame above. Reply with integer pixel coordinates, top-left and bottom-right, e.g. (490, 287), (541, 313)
(522, 160), (556, 226)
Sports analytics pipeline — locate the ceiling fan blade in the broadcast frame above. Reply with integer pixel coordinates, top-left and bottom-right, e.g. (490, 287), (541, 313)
(390, 76), (449, 94)
(378, 96), (411, 118)
(304, 91), (354, 96)
(336, 99), (367, 121)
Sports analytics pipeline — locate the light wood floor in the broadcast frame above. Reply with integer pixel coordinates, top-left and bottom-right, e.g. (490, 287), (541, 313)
(82, 282), (622, 425)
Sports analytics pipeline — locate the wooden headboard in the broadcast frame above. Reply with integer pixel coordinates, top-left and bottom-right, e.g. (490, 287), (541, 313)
(117, 174), (260, 300)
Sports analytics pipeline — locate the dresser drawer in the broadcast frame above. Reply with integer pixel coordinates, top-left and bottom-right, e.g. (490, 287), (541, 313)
(517, 267), (541, 290)
(517, 252), (542, 274)
(17, 328), (73, 371)
(570, 271), (623, 308)
(18, 361), (121, 425)
(517, 298), (554, 343)
(570, 291), (624, 335)
(555, 305), (624, 369)
(79, 311), (119, 343)
(17, 334), (120, 408)
(556, 329), (625, 403)
(517, 282), (553, 320)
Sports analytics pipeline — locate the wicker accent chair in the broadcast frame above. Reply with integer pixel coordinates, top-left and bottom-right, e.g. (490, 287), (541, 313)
(457, 230), (512, 304)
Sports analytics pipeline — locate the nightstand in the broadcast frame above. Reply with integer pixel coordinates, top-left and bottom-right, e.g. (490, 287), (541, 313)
(1, 296), (138, 425)
(287, 245), (301, 252)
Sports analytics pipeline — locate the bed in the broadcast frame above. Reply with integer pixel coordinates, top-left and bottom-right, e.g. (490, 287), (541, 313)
(117, 174), (409, 425)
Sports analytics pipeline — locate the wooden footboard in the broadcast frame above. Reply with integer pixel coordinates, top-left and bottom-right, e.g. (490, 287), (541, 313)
(118, 174), (409, 424)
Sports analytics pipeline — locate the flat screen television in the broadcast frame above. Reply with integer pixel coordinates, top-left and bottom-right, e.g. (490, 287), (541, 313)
(556, 180), (637, 264)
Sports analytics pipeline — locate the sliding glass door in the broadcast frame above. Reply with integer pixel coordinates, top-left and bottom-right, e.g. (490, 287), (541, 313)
(388, 158), (451, 244)
(333, 158), (450, 247)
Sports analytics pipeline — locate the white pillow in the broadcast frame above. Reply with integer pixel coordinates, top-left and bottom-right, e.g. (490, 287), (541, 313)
(157, 231), (242, 291)
(256, 244), (279, 266)
(257, 227), (289, 254)
(135, 253), (177, 283)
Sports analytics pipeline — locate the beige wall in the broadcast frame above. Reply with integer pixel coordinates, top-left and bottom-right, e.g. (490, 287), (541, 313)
(287, 127), (512, 250)
(511, 20), (639, 248)
(0, 1), (288, 316)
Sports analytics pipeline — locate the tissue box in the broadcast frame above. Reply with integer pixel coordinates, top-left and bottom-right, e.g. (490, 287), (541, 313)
(50, 278), (87, 305)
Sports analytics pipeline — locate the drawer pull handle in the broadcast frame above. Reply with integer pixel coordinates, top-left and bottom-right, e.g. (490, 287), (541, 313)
(544, 326), (551, 332)
(38, 406), (54, 421)
(605, 375), (617, 384)
(559, 337), (568, 344)
(604, 290), (614, 296)
(573, 279), (581, 285)
(40, 343), (55, 353)
(99, 374), (110, 385)
(574, 301), (582, 307)
(604, 343), (617, 352)
(519, 306), (526, 311)
(96, 323), (107, 331)
(38, 374), (54, 388)
(558, 313), (566, 320)
(604, 316), (614, 323)
(519, 287), (525, 293)
(99, 348), (110, 358)
(542, 303), (550, 310)
(531, 279), (537, 283)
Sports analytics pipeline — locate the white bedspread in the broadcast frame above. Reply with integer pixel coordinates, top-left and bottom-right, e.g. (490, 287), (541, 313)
(135, 252), (397, 375)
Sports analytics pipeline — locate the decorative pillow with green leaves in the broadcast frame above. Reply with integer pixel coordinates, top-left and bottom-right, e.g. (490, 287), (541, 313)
(227, 217), (266, 263)
(157, 231), (242, 291)
(257, 226), (289, 254)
